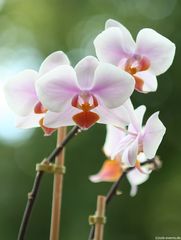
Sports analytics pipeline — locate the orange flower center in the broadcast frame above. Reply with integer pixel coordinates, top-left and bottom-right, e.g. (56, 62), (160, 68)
(71, 93), (99, 129)
(125, 55), (150, 91)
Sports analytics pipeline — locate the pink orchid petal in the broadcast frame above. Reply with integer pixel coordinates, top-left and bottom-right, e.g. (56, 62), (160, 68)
(95, 104), (130, 128)
(39, 51), (70, 76)
(111, 134), (136, 160)
(105, 19), (135, 49)
(143, 112), (166, 158)
(36, 65), (80, 112)
(16, 112), (44, 128)
(134, 70), (158, 92)
(128, 105), (146, 134)
(124, 99), (145, 133)
(43, 108), (80, 128)
(94, 27), (135, 66)
(75, 56), (99, 90)
(103, 125), (126, 158)
(92, 63), (135, 109)
(136, 28), (176, 75)
(4, 70), (38, 116)
(122, 137), (139, 167)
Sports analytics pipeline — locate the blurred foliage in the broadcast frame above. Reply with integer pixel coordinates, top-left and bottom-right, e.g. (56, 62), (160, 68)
(0, 0), (181, 239)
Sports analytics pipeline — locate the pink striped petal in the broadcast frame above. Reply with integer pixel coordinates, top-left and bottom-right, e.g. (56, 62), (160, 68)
(136, 28), (176, 75)
(122, 137), (139, 166)
(43, 107), (80, 128)
(95, 104), (130, 128)
(134, 70), (158, 93)
(36, 65), (79, 112)
(103, 125), (126, 158)
(16, 112), (43, 128)
(92, 63), (135, 109)
(105, 19), (135, 49)
(39, 51), (70, 76)
(143, 112), (166, 158)
(94, 27), (135, 66)
(75, 56), (99, 90)
(4, 70), (38, 116)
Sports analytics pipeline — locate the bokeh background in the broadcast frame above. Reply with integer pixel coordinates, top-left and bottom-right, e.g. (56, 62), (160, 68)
(0, 0), (180, 239)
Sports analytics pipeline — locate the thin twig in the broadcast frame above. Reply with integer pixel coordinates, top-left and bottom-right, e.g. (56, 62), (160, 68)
(88, 156), (161, 240)
(17, 126), (80, 240)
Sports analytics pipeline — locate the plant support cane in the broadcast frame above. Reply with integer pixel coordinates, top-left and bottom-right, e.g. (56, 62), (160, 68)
(89, 195), (106, 240)
(50, 127), (67, 240)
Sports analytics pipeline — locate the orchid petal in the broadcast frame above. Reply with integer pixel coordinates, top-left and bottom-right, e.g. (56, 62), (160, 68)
(16, 113), (43, 128)
(134, 105), (146, 129)
(103, 125), (126, 158)
(4, 70), (38, 116)
(95, 104), (130, 128)
(136, 28), (176, 75)
(124, 99), (146, 132)
(75, 56), (99, 90)
(43, 108), (80, 128)
(127, 166), (150, 197)
(39, 51), (70, 76)
(134, 70), (158, 92)
(137, 152), (147, 163)
(129, 184), (138, 197)
(143, 112), (166, 158)
(94, 27), (135, 65)
(111, 134), (136, 160)
(122, 137), (138, 166)
(89, 159), (122, 183)
(92, 63), (135, 109)
(105, 19), (135, 49)
(36, 65), (79, 112)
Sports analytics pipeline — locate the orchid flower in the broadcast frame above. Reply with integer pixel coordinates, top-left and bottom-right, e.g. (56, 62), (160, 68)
(89, 152), (151, 197)
(36, 56), (135, 130)
(4, 51), (70, 135)
(94, 19), (176, 92)
(104, 100), (166, 167)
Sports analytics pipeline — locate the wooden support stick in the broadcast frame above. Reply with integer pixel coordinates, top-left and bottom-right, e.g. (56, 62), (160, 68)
(49, 127), (67, 240)
(94, 195), (106, 240)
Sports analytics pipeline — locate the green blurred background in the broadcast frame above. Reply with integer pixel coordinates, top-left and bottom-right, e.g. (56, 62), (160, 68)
(0, 0), (180, 239)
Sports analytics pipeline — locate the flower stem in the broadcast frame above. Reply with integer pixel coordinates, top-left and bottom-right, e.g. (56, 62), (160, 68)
(49, 127), (67, 240)
(17, 125), (80, 240)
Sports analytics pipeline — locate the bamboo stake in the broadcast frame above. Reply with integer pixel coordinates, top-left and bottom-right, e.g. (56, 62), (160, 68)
(94, 195), (106, 240)
(49, 127), (67, 240)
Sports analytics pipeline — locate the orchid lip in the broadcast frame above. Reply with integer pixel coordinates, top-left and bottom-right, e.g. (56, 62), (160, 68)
(71, 92), (99, 129)
(124, 55), (150, 91)
(125, 55), (150, 75)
